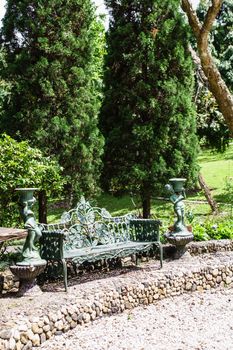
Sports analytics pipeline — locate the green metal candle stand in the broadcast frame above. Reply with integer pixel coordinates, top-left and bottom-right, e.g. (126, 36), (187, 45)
(164, 178), (194, 259)
(10, 188), (46, 296)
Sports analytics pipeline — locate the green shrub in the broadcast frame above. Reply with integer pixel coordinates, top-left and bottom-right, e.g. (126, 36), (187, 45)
(224, 177), (233, 216)
(192, 223), (210, 241)
(0, 240), (22, 271)
(0, 134), (64, 226)
(0, 250), (22, 271)
(192, 219), (233, 241)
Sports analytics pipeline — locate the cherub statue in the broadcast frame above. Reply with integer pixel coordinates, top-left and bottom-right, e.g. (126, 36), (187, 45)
(19, 196), (43, 263)
(165, 183), (186, 233)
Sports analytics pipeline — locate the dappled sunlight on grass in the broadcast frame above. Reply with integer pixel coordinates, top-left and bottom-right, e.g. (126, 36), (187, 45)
(198, 144), (233, 201)
(96, 193), (136, 216)
(46, 145), (233, 223)
(47, 201), (68, 223)
(198, 144), (233, 163)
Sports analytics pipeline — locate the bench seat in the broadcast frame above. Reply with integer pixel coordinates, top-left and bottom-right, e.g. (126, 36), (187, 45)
(64, 241), (155, 262)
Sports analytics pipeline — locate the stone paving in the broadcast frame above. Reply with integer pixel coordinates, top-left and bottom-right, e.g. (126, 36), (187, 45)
(1, 247), (233, 349)
(39, 288), (233, 350)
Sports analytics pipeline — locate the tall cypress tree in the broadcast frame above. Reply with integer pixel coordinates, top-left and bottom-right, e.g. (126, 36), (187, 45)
(0, 0), (104, 202)
(101, 0), (198, 217)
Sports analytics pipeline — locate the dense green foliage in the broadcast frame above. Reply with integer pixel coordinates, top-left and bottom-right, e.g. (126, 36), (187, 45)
(0, 49), (11, 114)
(196, 90), (230, 151)
(0, 134), (63, 226)
(195, 0), (233, 151)
(0, 0), (105, 203)
(101, 0), (198, 217)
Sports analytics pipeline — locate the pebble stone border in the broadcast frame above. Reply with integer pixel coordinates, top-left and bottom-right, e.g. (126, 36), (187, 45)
(0, 240), (233, 350)
(187, 239), (233, 255)
(2, 239), (233, 294)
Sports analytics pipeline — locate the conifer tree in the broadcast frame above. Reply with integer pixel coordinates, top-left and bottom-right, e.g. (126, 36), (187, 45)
(0, 0), (104, 202)
(101, 0), (198, 217)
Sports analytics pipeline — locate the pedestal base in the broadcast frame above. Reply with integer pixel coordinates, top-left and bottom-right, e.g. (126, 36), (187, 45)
(173, 246), (192, 260)
(17, 279), (43, 297)
(165, 230), (194, 260)
(10, 262), (46, 297)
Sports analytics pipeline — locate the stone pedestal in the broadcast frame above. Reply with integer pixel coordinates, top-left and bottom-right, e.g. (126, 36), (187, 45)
(165, 230), (194, 259)
(10, 262), (46, 296)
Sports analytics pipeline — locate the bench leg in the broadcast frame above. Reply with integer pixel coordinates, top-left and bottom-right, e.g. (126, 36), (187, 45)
(131, 254), (139, 266)
(61, 259), (68, 292)
(158, 244), (163, 268)
(71, 261), (78, 276)
(135, 255), (140, 266)
(104, 259), (109, 271)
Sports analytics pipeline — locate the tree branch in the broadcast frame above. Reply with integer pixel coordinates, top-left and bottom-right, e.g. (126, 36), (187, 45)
(202, 0), (222, 35)
(181, 0), (233, 135)
(188, 44), (208, 85)
(181, 0), (201, 38)
(200, 0), (223, 50)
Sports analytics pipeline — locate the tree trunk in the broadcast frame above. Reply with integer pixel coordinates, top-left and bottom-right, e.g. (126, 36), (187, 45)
(197, 46), (233, 134)
(141, 194), (151, 218)
(181, 0), (233, 135)
(38, 190), (47, 224)
(198, 173), (218, 214)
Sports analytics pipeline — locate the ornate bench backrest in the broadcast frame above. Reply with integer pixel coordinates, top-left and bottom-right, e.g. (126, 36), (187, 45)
(39, 197), (102, 233)
(40, 197), (136, 251)
(129, 219), (161, 242)
(60, 197), (101, 226)
(40, 230), (65, 260)
(63, 199), (135, 251)
(96, 213), (135, 245)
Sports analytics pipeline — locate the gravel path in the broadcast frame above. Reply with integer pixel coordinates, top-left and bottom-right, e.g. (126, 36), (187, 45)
(39, 288), (233, 350)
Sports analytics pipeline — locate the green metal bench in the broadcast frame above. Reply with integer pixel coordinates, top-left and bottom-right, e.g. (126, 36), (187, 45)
(39, 197), (163, 291)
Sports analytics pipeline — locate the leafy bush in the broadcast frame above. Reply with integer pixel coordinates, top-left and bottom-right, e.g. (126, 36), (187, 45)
(0, 240), (22, 271)
(224, 177), (233, 216)
(192, 223), (210, 241)
(192, 219), (233, 241)
(0, 134), (64, 226)
(0, 250), (22, 271)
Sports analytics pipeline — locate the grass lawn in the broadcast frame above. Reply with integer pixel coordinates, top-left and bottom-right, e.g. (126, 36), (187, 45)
(47, 144), (233, 223)
(97, 144), (233, 218)
(198, 144), (233, 202)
